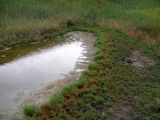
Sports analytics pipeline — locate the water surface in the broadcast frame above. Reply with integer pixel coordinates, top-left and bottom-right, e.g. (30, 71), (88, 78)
(0, 41), (84, 116)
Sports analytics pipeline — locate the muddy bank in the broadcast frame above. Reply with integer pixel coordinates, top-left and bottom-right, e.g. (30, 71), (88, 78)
(0, 31), (96, 120)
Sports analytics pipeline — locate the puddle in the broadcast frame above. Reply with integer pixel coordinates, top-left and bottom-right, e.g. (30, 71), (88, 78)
(0, 31), (96, 119)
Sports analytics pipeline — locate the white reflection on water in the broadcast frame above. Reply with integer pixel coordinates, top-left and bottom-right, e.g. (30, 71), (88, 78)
(0, 41), (84, 114)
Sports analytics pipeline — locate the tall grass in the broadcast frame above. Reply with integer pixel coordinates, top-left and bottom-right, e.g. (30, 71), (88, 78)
(0, 0), (134, 34)
(0, 0), (159, 53)
(109, 0), (160, 9)
(1, 0), (160, 35)
(128, 8), (160, 31)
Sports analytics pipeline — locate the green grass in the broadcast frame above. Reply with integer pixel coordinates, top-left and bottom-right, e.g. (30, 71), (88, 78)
(0, 0), (115, 34)
(128, 7), (160, 31)
(109, 0), (160, 9)
(23, 105), (41, 118)
(0, 0), (160, 36)
(21, 25), (160, 119)
(0, 0), (159, 55)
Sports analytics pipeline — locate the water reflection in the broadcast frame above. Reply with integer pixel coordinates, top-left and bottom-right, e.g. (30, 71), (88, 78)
(0, 41), (84, 114)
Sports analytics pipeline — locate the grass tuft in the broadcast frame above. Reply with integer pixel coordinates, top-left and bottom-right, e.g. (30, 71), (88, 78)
(23, 105), (41, 117)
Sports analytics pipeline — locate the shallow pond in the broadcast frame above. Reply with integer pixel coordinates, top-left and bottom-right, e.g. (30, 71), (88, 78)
(0, 31), (96, 119)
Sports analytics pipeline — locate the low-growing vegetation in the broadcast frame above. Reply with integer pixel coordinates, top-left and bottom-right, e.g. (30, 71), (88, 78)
(23, 105), (41, 117)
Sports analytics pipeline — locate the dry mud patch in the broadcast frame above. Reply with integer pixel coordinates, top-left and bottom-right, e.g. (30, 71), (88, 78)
(126, 50), (155, 69)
